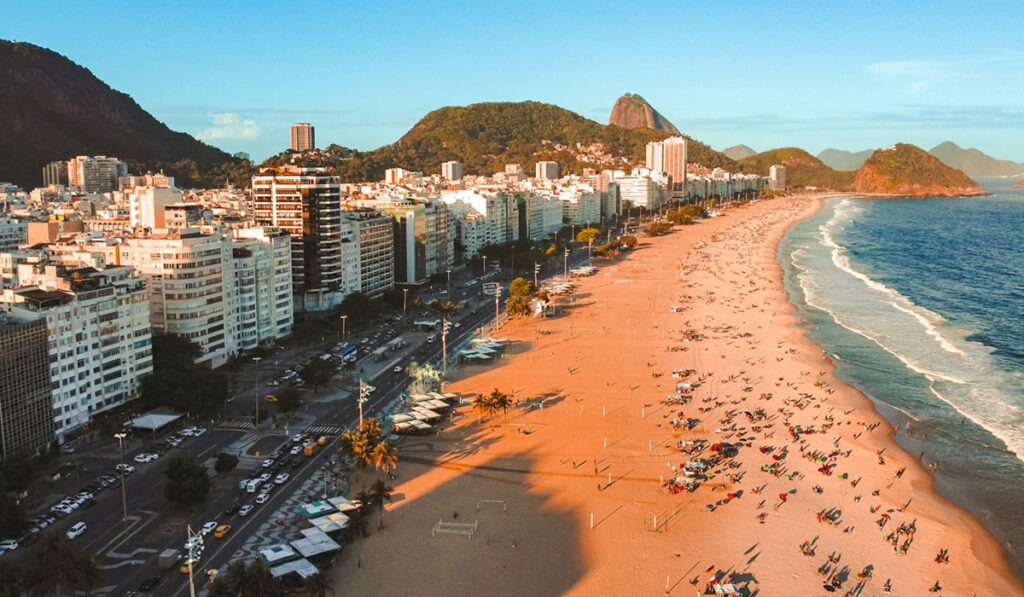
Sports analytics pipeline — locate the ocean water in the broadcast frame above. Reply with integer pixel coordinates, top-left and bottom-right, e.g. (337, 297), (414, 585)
(779, 178), (1024, 576)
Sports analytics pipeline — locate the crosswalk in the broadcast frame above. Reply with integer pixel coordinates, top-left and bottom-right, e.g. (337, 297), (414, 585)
(304, 424), (343, 436)
(218, 418), (255, 431)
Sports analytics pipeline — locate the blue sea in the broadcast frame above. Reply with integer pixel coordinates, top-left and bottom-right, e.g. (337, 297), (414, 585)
(779, 177), (1024, 576)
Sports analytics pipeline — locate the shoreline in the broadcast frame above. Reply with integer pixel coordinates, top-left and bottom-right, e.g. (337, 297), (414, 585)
(333, 194), (1022, 595)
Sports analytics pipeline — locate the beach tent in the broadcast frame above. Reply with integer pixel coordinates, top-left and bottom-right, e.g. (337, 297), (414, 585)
(296, 500), (336, 518)
(270, 558), (319, 579)
(425, 399), (450, 410)
(391, 413), (414, 424)
(412, 408), (441, 421)
(327, 496), (359, 512)
(393, 422), (417, 433)
(308, 512), (350, 534)
(411, 420), (432, 431)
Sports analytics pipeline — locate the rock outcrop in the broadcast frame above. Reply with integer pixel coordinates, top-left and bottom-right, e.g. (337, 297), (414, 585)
(854, 144), (987, 197)
(608, 93), (680, 134)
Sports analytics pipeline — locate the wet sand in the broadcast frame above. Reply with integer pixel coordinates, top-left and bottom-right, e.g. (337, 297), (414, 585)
(333, 195), (1022, 596)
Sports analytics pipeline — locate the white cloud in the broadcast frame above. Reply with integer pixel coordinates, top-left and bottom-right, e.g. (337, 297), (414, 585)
(196, 112), (261, 140)
(864, 60), (950, 93)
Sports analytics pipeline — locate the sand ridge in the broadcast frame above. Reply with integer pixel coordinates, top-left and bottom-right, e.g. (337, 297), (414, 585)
(333, 195), (1022, 596)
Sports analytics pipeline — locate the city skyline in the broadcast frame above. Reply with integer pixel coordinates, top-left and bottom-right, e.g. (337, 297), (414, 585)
(1, 1), (1023, 164)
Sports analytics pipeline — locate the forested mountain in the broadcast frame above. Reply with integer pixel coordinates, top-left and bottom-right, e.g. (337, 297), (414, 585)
(738, 147), (855, 190)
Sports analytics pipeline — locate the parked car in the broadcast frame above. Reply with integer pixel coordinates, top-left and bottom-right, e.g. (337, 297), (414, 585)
(0, 539), (18, 551)
(238, 479), (250, 490)
(116, 463), (136, 475)
(66, 522), (87, 540)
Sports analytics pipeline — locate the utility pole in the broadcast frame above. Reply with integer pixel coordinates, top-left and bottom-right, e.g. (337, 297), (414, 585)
(564, 248), (570, 282)
(534, 262), (540, 289)
(186, 523), (198, 597)
(446, 269), (451, 297)
(114, 433), (128, 533)
(482, 255), (487, 274)
(402, 288), (408, 318)
(588, 239), (593, 263)
(340, 314), (348, 343)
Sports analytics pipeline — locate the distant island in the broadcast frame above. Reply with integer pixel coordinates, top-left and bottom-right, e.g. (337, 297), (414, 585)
(854, 144), (987, 197)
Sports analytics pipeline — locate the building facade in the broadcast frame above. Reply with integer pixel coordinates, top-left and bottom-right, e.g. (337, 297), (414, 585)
(441, 161), (463, 181)
(535, 161), (560, 180)
(0, 316), (54, 457)
(251, 167), (345, 311)
(67, 156), (128, 193)
(0, 215), (27, 251)
(341, 210), (395, 298)
(290, 123), (315, 152)
(646, 137), (688, 200)
(769, 164), (786, 191)
(233, 228), (295, 349)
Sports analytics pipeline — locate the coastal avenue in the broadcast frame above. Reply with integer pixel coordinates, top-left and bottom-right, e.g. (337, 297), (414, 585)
(88, 249), (595, 596)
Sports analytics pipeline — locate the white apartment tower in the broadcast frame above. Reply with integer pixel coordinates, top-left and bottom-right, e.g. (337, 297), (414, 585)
(769, 164), (786, 191)
(233, 228), (295, 349)
(340, 210), (395, 298)
(441, 161), (463, 181)
(251, 167), (345, 311)
(535, 161), (560, 180)
(646, 137), (688, 200)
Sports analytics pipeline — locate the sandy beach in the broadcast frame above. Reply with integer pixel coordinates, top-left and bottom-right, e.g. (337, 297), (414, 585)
(333, 195), (1023, 596)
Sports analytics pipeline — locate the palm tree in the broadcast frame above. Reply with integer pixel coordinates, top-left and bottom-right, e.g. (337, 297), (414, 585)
(360, 417), (383, 443)
(353, 488), (374, 518)
(301, 572), (336, 597)
(369, 478), (394, 530)
(473, 393), (494, 423)
(370, 441), (398, 475)
(489, 388), (512, 422)
(345, 502), (371, 540)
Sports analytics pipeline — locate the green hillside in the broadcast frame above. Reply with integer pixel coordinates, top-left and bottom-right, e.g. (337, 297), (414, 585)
(737, 147), (855, 190)
(855, 143), (982, 195)
(272, 101), (736, 181)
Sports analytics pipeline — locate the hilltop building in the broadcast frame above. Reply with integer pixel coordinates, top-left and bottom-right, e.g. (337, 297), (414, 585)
(769, 165), (786, 191)
(290, 123), (315, 152)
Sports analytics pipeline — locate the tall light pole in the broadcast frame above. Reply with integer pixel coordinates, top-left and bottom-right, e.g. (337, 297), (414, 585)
(533, 262), (540, 289)
(493, 287), (501, 335)
(588, 239), (593, 263)
(186, 523), (198, 597)
(441, 318), (451, 387)
(114, 433), (128, 533)
(358, 380), (368, 429)
(446, 269), (451, 297)
(563, 248), (570, 282)
(482, 255), (487, 274)
(402, 288), (408, 318)
(254, 392), (260, 436)
(340, 314), (348, 343)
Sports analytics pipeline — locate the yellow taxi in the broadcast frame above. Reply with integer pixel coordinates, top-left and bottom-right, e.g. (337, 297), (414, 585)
(214, 524), (231, 538)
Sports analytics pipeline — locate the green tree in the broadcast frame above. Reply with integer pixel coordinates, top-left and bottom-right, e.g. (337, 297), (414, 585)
(301, 572), (336, 597)
(473, 393), (495, 422)
(489, 388), (513, 421)
(163, 457), (210, 506)
(506, 294), (532, 316)
(208, 560), (285, 597)
(300, 358), (335, 392)
(141, 334), (228, 418)
(369, 478), (394, 530)
(576, 227), (599, 243)
(21, 536), (101, 596)
(646, 221), (673, 236)
(508, 277), (535, 297)
(619, 235), (638, 248)
(274, 387), (303, 418)
(214, 452), (239, 474)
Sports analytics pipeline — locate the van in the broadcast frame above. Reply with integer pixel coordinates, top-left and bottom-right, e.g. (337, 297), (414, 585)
(246, 480), (260, 493)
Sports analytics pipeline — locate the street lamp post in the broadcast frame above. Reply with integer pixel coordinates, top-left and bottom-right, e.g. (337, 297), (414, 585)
(563, 248), (570, 282)
(446, 269), (451, 297)
(482, 255), (487, 274)
(402, 288), (408, 318)
(588, 239), (593, 263)
(114, 433), (128, 532)
(493, 288), (502, 335)
(534, 262), (540, 289)
(358, 380), (369, 429)
(441, 318), (451, 386)
(340, 314), (348, 343)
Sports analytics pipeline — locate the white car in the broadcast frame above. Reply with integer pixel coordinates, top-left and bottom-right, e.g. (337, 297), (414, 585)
(274, 473), (289, 484)
(238, 479), (250, 490)
(133, 453), (157, 463)
(77, 491), (94, 501)
(291, 433), (304, 443)
(261, 459), (274, 468)
(66, 522), (87, 540)
(201, 521), (218, 535)
(194, 427), (207, 436)
(393, 366), (402, 373)
(289, 445), (302, 456)
(365, 385), (376, 393)
(0, 539), (18, 551)
(257, 473), (272, 484)
(116, 464), (136, 474)
(255, 493), (269, 504)
(238, 505), (254, 517)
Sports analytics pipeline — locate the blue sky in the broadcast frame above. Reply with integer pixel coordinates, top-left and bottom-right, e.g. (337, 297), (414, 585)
(3, 0), (1023, 162)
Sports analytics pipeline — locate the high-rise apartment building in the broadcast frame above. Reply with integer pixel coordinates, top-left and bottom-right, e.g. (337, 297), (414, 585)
(340, 210), (395, 298)
(646, 137), (688, 200)
(376, 198), (453, 285)
(290, 123), (315, 152)
(441, 161), (463, 181)
(440, 190), (519, 257)
(251, 167), (345, 311)
(769, 165), (786, 191)
(1, 259), (152, 441)
(232, 228), (295, 350)
(0, 316), (54, 457)
(67, 156), (128, 193)
(127, 186), (183, 230)
(42, 161), (68, 187)
(535, 161), (560, 180)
